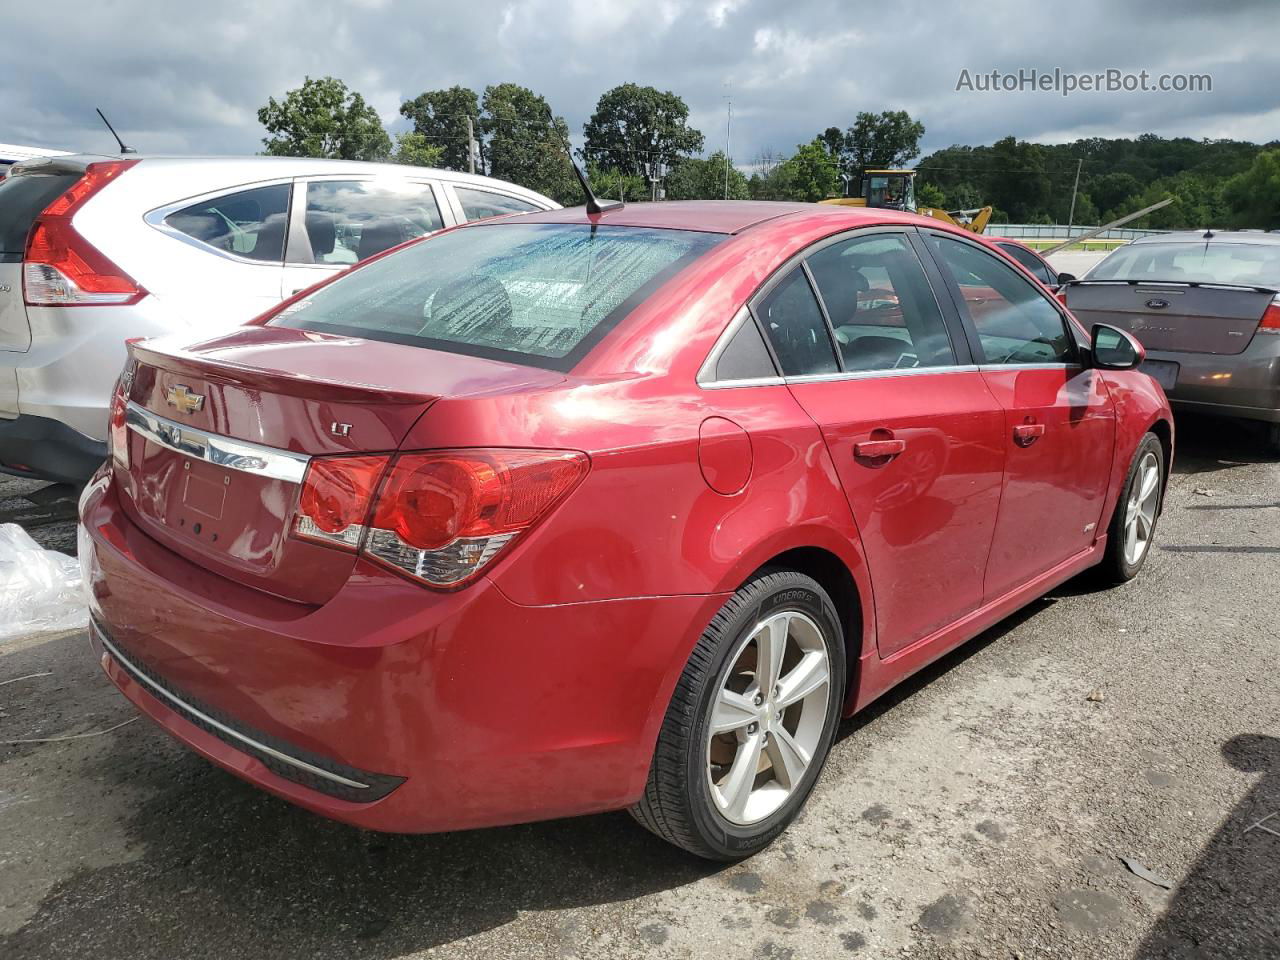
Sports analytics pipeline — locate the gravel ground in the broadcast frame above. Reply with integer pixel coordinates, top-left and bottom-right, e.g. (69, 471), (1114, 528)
(1, 413), (1277, 959)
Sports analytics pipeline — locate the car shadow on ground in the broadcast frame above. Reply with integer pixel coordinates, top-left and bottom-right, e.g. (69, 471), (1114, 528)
(1168, 412), (1278, 477)
(1132, 734), (1280, 959)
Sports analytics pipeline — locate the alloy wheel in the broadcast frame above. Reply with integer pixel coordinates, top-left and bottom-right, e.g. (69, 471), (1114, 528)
(706, 610), (832, 825)
(1124, 451), (1161, 566)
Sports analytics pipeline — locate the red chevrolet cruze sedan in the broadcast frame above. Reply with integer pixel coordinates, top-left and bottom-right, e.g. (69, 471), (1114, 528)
(79, 201), (1172, 860)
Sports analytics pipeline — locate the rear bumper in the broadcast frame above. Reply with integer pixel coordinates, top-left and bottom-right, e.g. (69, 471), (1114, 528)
(80, 471), (724, 834)
(0, 413), (106, 483)
(1152, 339), (1280, 423)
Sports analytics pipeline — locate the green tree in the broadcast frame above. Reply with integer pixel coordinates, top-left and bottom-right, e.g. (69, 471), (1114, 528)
(582, 83), (705, 179)
(1223, 148), (1280, 229)
(480, 83), (578, 204)
(390, 132), (445, 168)
(842, 110), (925, 175)
(258, 76), (391, 161)
(775, 139), (840, 202)
(399, 86), (480, 172)
(665, 151), (749, 200)
(587, 166), (649, 203)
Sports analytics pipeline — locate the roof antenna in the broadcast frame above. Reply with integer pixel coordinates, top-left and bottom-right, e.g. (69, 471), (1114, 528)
(95, 108), (136, 155)
(1203, 228), (1215, 239)
(546, 106), (621, 215)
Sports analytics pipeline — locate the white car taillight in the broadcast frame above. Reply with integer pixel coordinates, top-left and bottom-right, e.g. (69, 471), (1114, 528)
(22, 159), (146, 308)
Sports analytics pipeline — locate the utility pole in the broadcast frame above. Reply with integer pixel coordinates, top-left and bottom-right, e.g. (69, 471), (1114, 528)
(466, 116), (477, 174)
(1067, 157), (1083, 232)
(724, 82), (732, 200)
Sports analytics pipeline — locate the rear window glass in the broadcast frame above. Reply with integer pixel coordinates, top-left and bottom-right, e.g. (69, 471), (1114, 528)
(271, 223), (722, 370)
(0, 172), (76, 259)
(165, 184), (290, 263)
(1089, 241), (1280, 286)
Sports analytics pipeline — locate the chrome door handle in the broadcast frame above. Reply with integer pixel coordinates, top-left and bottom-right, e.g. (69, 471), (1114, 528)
(1013, 423), (1045, 447)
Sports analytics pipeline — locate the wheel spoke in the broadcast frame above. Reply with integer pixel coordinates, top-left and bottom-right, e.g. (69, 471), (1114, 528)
(765, 725), (810, 791)
(1139, 464), (1159, 501)
(756, 615), (790, 694)
(721, 732), (764, 821)
(711, 689), (758, 735)
(776, 651), (828, 709)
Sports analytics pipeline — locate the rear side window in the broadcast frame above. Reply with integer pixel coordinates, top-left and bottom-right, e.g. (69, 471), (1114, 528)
(272, 223), (721, 371)
(0, 172), (76, 260)
(807, 234), (956, 371)
(755, 268), (839, 376)
(929, 234), (1076, 365)
(295, 180), (444, 265)
(165, 184), (290, 263)
(456, 187), (540, 221)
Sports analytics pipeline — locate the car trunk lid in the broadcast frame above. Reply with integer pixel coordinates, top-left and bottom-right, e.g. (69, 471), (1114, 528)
(115, 325), (565, 604)
(1065, 280), (1277, 355)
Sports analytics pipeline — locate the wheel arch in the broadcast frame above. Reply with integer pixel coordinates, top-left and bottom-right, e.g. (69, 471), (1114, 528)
(749, 545), (867, 716)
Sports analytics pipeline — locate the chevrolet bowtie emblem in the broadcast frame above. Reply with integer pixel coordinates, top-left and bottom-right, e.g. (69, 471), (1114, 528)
(165, 384), (205, 414)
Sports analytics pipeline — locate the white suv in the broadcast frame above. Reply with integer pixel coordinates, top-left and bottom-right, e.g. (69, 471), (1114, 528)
(0, 155), (558, 483)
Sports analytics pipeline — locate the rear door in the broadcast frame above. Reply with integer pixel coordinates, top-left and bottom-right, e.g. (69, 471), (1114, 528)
(924, 231), (1115, 600)
(155, 182), (292, 323)
(281, 177), (448, 297)
(762, 228), (1006, 656)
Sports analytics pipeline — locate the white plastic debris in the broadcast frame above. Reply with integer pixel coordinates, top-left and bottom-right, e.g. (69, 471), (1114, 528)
(0, 523), (89, 642)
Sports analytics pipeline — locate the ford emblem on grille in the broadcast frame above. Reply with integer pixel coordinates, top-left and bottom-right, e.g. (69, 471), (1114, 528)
(1145, 298), (1170, 309)
(165, 384), (205, 414)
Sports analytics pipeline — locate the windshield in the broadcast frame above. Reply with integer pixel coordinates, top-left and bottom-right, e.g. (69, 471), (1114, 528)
(1088, 241), (1280, 287)
(271, 222), (722, 370)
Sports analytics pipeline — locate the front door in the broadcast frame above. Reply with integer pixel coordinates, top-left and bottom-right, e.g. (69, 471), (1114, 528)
(755, 230), (1006, 656)
(924, 232), (1115, 600)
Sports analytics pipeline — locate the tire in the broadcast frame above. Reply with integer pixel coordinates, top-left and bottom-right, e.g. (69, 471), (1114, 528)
(631, 569), (846, 861)
(1266, 422), (1280, 456)
(1098, 431), (1164, 584)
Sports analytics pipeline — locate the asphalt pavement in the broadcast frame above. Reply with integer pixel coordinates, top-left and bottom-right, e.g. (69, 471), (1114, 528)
(1, 412), (1277, 959)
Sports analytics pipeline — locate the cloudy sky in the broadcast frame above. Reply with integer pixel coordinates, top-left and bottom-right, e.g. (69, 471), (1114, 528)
(4, 0), (1277, 164)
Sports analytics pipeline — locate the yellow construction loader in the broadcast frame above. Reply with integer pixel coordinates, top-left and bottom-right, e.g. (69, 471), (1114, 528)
(820, 169), (992, 234)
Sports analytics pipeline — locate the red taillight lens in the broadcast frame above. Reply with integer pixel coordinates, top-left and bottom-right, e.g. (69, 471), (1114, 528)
(1259, 299), (1280, 333)
(22, 159), (145, 307)
(295, 455), (390, 550)
(292, 447), (588, 588)
(365, 449), (589, 587)
(108, 380), (129, 469)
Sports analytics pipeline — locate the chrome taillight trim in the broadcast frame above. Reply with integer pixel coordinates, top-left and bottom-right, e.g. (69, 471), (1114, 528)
(96, 624), (370, 791)
(125, 401), (310, 484)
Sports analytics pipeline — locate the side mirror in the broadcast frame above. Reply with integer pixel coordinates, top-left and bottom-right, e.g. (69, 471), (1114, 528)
(1091, 323), (1145, 370)
(1057, 272), (1077, 284)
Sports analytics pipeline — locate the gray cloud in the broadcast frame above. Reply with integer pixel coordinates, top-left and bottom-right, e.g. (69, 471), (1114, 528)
(3, 0), (1277, 164)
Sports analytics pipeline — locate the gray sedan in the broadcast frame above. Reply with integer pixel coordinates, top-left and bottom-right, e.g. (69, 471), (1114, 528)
(1064, 231), (1280, 450)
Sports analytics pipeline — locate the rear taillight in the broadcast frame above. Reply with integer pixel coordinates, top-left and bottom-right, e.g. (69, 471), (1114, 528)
(295, 455), (390, 550)
(1259, 298), (1280, 335)
(22, 159), (145, 307)
(293, 448), (589, 588)
(108, 380), (129, 469)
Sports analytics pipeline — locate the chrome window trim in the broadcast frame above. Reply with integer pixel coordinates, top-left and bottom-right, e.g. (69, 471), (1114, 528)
(144, 178), (295, 267)
(701, 375), (788, 390)
(125, 402), (310, 484)
(96, 625), (370, 791)
(783, 363), (980, 385)
(976, 362), (1083, 373)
